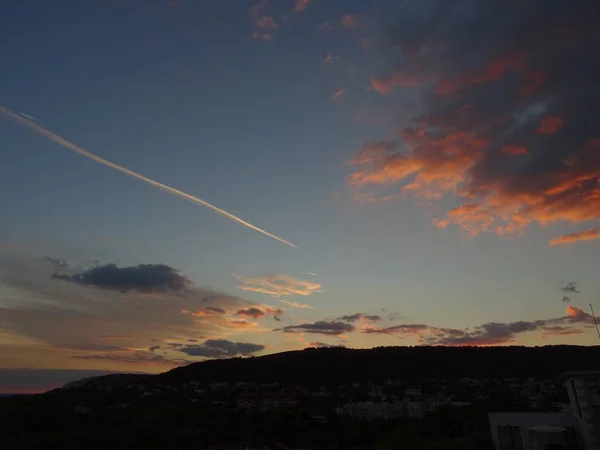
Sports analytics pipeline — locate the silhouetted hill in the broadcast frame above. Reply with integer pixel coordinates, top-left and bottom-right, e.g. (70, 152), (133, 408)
(155, 345), (600, 385)
(60, 373), (149, 390)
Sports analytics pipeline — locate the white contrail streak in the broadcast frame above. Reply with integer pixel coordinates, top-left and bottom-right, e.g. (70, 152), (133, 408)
(19, 112), (39, 122)
(0, 106), (298, 249)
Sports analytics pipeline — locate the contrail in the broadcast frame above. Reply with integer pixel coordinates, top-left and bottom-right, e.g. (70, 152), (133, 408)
(19, 112), (39, 122)
(0, 106), (298, 249)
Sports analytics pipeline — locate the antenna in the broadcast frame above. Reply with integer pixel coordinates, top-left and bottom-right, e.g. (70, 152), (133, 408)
(590, 304), (600, 342)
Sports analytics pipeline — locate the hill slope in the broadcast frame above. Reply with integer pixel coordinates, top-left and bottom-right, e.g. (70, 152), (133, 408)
(154, 345), (600, 385)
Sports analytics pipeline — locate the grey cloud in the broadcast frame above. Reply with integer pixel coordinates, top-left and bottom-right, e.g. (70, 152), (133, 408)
(235, 306), (284, 321)
(276, 321), (355, 336)
(337, 313), (382, 322)
(175, 339), (266, 358)
(236, 307), (266, 319)
(45, 256), (67, 268)
(561, 282), (580, 302)
(51, 262), (191, 293)
(561, 282), (580, 294)
(362, 306), (595, 345)
(363, 324), (429, 335)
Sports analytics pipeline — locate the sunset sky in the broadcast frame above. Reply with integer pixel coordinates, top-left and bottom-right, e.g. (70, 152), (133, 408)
(1, 0), (599, 392)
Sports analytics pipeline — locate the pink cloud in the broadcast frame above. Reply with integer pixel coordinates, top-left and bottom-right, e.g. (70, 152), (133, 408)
(549, 228), (600, 246)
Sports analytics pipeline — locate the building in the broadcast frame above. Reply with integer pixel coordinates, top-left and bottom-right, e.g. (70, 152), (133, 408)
(237, 393), (299, 411)
(335, 402), (402, 421)
(490, 371), (600, 450)
(490, 412), (583, 450)
(560, 371), (600, 450)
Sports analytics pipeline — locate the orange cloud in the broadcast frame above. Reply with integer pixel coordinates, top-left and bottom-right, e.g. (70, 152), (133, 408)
(252, 31), (273, 41)
(537, 116), (565, 134)
(432, 218), (449, 229)
(340, 14), (358, 28)
(370, 71), (421, 94)
(502, 145), (529, 156)
(435, 52), (524, 95)
(331, 88), (346, 100)
(250, 0), (268, 17)
(281, 299), (313, 309)
(348, 125), (600, 237)
(293, 0), (312, 12)
(255, 16), (277, 28)
(566, 306), (590, 321)
(235, 274), (323, 297)
(347, 2), (600, 240)
(324, 54), (341, 63)
(347, 140), (398, 165)
(228, 320), (258, 329)
(549, 228), (600, 246)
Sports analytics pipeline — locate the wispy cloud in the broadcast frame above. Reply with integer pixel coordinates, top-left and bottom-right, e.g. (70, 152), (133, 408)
(550, 229), (600, 246)
(249, 0), (268, 17)
(293, 0), (312, 13)
(340, 14), (358, 28)
(252, 31), (273, 41)
(324, 54), (341, 63)
(235, 274), (323, 297)
(317, 22), (333, 31)
(276, 321), (354, 336)
(0, 106), (298, 248)
(236, 307), (266, 319)
(336, 313), (381, 323)
(559, 281), (580, 303)
(255, 16), (277, 28)
(331, 88), (346, 100)
(281, 299), (313, 309)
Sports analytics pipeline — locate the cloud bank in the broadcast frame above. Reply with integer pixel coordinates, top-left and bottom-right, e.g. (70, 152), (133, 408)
(348, 0), (600, 242)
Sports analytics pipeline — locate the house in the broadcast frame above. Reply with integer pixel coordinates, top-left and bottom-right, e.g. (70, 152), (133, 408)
(404, 388), (422, 400)
(310, 387), (329, 397)
(368, 383), (384, 398)
(210, 381), (229, 391)
(335, 402), (402, 421)
(237, 393), (299, 411)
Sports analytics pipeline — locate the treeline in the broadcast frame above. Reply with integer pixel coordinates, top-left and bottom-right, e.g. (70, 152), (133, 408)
(156, 345), (600, 385)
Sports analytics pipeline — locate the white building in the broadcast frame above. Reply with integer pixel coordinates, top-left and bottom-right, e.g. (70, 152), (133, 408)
(490, 370), (600, 450)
